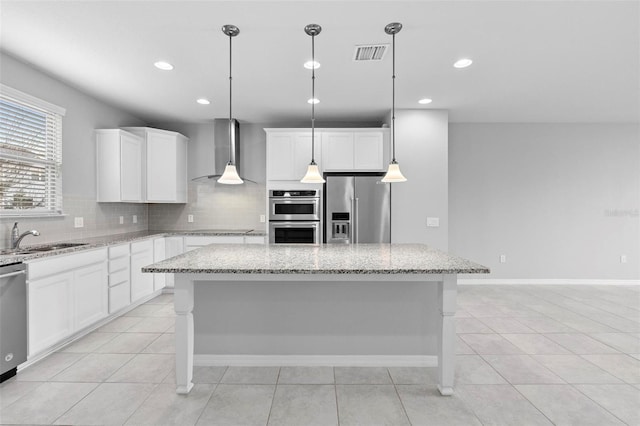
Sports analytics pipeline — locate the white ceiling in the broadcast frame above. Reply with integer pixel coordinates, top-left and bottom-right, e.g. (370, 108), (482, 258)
(1, 1), (638, 124)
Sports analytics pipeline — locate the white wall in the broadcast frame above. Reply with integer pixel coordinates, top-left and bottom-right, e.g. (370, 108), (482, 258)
(0, 53), (148, 247)
(449, 123), (640, 280)
(389, 110), (449, 250)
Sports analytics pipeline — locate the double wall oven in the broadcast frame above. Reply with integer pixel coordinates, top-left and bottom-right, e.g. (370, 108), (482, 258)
(268, 190), (321, 244)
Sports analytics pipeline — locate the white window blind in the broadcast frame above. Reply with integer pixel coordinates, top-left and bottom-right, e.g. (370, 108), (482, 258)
(0, 85), (65, 216)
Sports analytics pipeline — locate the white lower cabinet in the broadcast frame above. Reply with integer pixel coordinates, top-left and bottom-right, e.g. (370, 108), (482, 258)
(244, 236), (267, 244)
(109, 282), (130, 314)
(74, 262), (109, 330)
(25, 233), (265, 357)
(27, 248), (108, 357)
(108, 243), (131, 314)
(184, 235), (244, 252)
(153, 237), (167, 291)
(131, 240), (154, 302)
(164, 236), (184, 288)
(27, 272), (74, 357)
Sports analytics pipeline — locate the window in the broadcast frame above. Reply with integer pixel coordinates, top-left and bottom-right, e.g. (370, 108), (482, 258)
(0, 85), (65, 216)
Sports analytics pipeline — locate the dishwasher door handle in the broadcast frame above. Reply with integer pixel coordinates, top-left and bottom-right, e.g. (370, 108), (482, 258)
(0, 270), (26, 279)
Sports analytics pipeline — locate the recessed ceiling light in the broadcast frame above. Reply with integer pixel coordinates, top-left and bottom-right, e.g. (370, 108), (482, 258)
(154, 61), (174, 71)
(307, 98), (320, 104)
(304, 61), (321, 69)
(418, 98), (432, 105)
(196, 98), (210, 105)
(453, 58), (473, 68)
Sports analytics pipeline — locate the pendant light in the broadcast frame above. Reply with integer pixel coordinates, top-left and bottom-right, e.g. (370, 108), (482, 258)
(218, 24), (244, 184)
(300, 24), (325, 184)
(381, 22), (407, 183)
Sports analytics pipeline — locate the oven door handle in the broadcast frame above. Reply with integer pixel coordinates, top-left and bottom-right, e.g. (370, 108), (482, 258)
(269, 198), (320, 203)
(270, 221), (319, 228)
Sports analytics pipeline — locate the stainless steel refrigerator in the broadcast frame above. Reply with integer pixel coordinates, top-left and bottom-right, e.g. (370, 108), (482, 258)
(324, 173), (390, 243)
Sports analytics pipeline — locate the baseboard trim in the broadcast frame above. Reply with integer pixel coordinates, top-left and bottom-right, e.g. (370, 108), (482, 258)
(458, 278), (640, 286)
(194, 355), (438, 367)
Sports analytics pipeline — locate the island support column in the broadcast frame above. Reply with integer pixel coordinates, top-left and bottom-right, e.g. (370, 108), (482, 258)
(174, 274), (194, 394)
(437, 274), (457, 396)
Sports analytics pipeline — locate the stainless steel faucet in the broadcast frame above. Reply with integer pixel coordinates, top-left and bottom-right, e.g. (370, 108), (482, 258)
(11, 222), (40, 249)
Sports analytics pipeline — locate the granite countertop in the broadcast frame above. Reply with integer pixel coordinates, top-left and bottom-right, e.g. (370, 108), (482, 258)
(142, 243), (490, 275)
(0, 229), (266, 266)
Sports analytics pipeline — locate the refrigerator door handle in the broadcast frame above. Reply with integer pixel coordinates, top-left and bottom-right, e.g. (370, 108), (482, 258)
(354, 197), (359, 244)
(350, 197), (355, 244)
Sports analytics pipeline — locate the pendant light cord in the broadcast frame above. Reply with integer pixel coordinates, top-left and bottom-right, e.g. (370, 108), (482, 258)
(228, 33), (233, 165)
(311, 33), (316, 164)
(391, 32), (396, 163)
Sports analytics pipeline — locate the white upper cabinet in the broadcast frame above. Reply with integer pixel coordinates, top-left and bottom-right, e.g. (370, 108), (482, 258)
(321, 132), (354, 170)
(124, 127), (188, 203)
(322, 131), (385, 171)
(98, 127), (188, 203)
(96, 129), (144, 202)
(265, 130), (320, 181)
(265, 128), (387, 181)
(353, 132), (385, 170)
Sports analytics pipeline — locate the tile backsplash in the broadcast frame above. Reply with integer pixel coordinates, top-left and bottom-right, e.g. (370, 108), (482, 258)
(1, 182), (266, 248)
(0, 194), (148, 248)
(148, 181), (266, 231)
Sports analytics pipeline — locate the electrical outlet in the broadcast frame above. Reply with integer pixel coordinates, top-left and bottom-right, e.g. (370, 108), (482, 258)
(426, 217), (440, 227)
(119, 216), (124, 225)
(621, 255), (627, 263)
(259, 214), (266, 223)
(499, 254), (506, 263)
(74, 217), (84, 228)
(132, 215), (137, 224)
(188, 214), (194, 223)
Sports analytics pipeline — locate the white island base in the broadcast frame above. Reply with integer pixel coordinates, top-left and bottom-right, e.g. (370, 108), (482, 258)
(173, 272), (458, 396)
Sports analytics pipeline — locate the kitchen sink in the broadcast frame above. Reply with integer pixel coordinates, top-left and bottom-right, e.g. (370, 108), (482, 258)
(26, 243), (88, 251)
(0, 242), (88, 256)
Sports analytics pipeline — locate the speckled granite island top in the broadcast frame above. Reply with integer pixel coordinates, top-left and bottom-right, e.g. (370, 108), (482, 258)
(142, 243), (490, 275)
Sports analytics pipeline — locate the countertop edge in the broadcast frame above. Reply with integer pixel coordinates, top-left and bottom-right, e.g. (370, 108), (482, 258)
(0, 230), (267, 266)
(142, 267), (491, 274)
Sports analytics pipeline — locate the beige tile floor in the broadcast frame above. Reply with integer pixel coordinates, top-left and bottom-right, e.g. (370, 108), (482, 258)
(1, 285), (639, 425)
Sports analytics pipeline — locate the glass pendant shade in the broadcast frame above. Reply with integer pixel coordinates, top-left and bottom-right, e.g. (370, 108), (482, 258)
(301, 162), (325, 183)
(381, 161), (407, 183)
(218, 163), (244, 184)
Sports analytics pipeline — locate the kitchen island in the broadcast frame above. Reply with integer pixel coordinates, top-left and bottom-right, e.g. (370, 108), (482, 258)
(143, 243), (489, 396)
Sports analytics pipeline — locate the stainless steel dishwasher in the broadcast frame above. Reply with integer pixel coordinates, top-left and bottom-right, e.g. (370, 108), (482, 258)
(0, 263), (27, 382)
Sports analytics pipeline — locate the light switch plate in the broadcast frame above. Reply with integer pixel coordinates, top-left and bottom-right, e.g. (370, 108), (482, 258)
(259, 214), (266, 223)
(119, 216), (124, 225)
(74, 217), (84, 228)
(499, 254), (506, 263)
(426, 217), (440, 227)
(188, 214), (194, 223)
(132, 215), (137, 224)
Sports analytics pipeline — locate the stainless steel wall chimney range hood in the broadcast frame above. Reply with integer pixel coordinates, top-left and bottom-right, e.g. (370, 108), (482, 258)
(192, 119), (254, 184)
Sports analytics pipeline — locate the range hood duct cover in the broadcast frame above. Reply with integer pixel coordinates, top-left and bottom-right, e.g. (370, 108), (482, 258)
(192, 119), (255, 183)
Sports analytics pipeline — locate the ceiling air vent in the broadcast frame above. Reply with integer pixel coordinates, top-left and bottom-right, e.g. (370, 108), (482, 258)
(353, 44), (389, 61)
